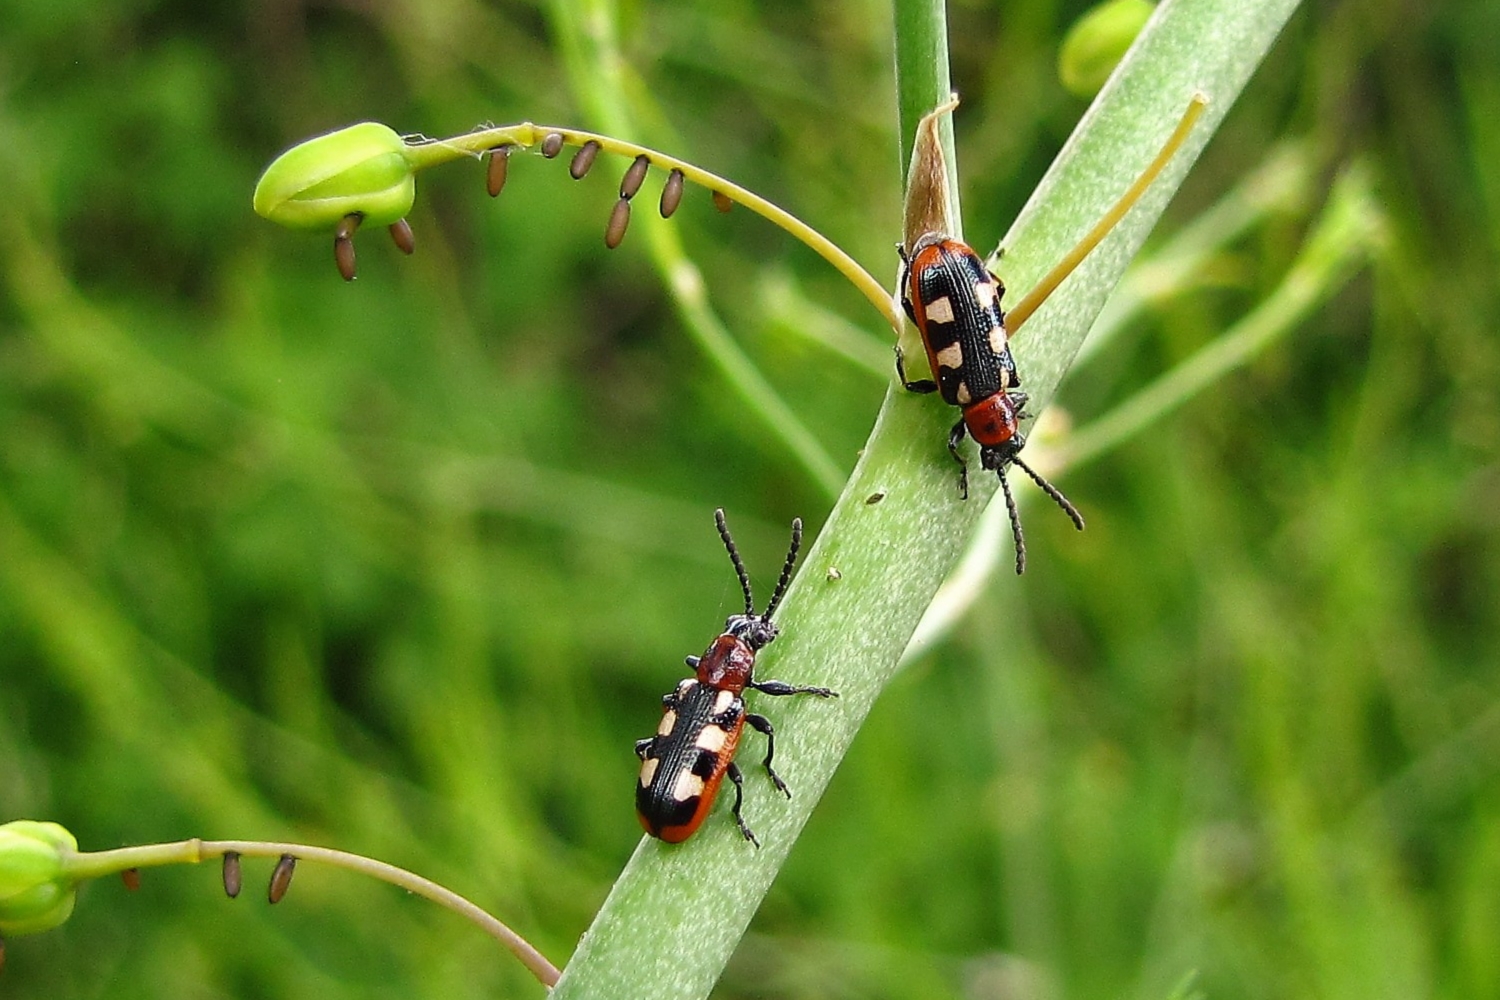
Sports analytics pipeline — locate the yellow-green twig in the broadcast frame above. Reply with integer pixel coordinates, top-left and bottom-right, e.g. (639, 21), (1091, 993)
(402, 124), (900, 333)
(67, 839), (560, 987)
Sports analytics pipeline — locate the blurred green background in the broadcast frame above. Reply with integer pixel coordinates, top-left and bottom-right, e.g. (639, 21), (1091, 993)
(2, 0), (1497, 997)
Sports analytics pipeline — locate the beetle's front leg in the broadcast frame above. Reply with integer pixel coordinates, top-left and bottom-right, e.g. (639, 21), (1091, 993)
(947, 420), (971, 499)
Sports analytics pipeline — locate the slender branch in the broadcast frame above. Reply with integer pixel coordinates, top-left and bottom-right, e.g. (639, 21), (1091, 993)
(65, 839), (560, 988)
(1005, 93), (1207, 334)
(893, 0), (959, 206)
(403, 123), (899, 333)
(891, 0), (961, 367)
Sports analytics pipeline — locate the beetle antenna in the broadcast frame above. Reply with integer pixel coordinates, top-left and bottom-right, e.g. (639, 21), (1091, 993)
(715, 508), (756, 616)
(1010, 456), (1086, 532)
(999, 472), (1027, 575)
(763, 518), (803, 621)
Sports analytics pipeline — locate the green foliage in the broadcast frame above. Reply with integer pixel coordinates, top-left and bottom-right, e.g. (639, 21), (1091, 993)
(1, 1), (1497, 1000)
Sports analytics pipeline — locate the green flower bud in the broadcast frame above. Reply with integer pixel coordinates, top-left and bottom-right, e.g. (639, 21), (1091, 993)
(253, 122), (417, 231)
(1058, 0), (1155, 98)
(0, 821), (78, 937)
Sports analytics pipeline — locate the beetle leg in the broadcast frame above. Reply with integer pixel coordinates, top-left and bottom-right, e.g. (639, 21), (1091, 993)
(895, 347), (939, 394)
(684, 655), (700, 669)
(896, 243), (920, 323)
(634, 738), (653, 759)
(947, 420), (971, 499)
(750, 680), (837, 699)
(726, 762), (759, 847)
(745, 713), (791, 798)
(900, 295), (918, 326)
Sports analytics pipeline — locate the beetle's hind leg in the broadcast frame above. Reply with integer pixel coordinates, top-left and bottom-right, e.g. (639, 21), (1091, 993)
(726, 762), (759, 847)
(745, 712), (791, 798)
(896, 346), (939, 393)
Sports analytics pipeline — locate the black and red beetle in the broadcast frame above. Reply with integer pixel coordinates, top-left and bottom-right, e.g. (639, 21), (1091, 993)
(635, 509), (837, 846)
(897, 233), (1086, 574)
(893, 96), (1208, 574)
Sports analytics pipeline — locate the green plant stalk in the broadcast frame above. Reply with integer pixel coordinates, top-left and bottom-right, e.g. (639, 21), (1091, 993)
(652, 229), (848, 500)
(893, 0), (959, 209)
(63, 839), (560, 986)
(551, 0), (1302, 997)
(891, 0), (962, 376)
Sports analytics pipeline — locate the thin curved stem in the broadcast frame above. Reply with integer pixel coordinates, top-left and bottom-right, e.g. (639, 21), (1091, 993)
(402, 124), (899, 333)
(65, 839), (559, 987)
(1005, 93), (1206, 334)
